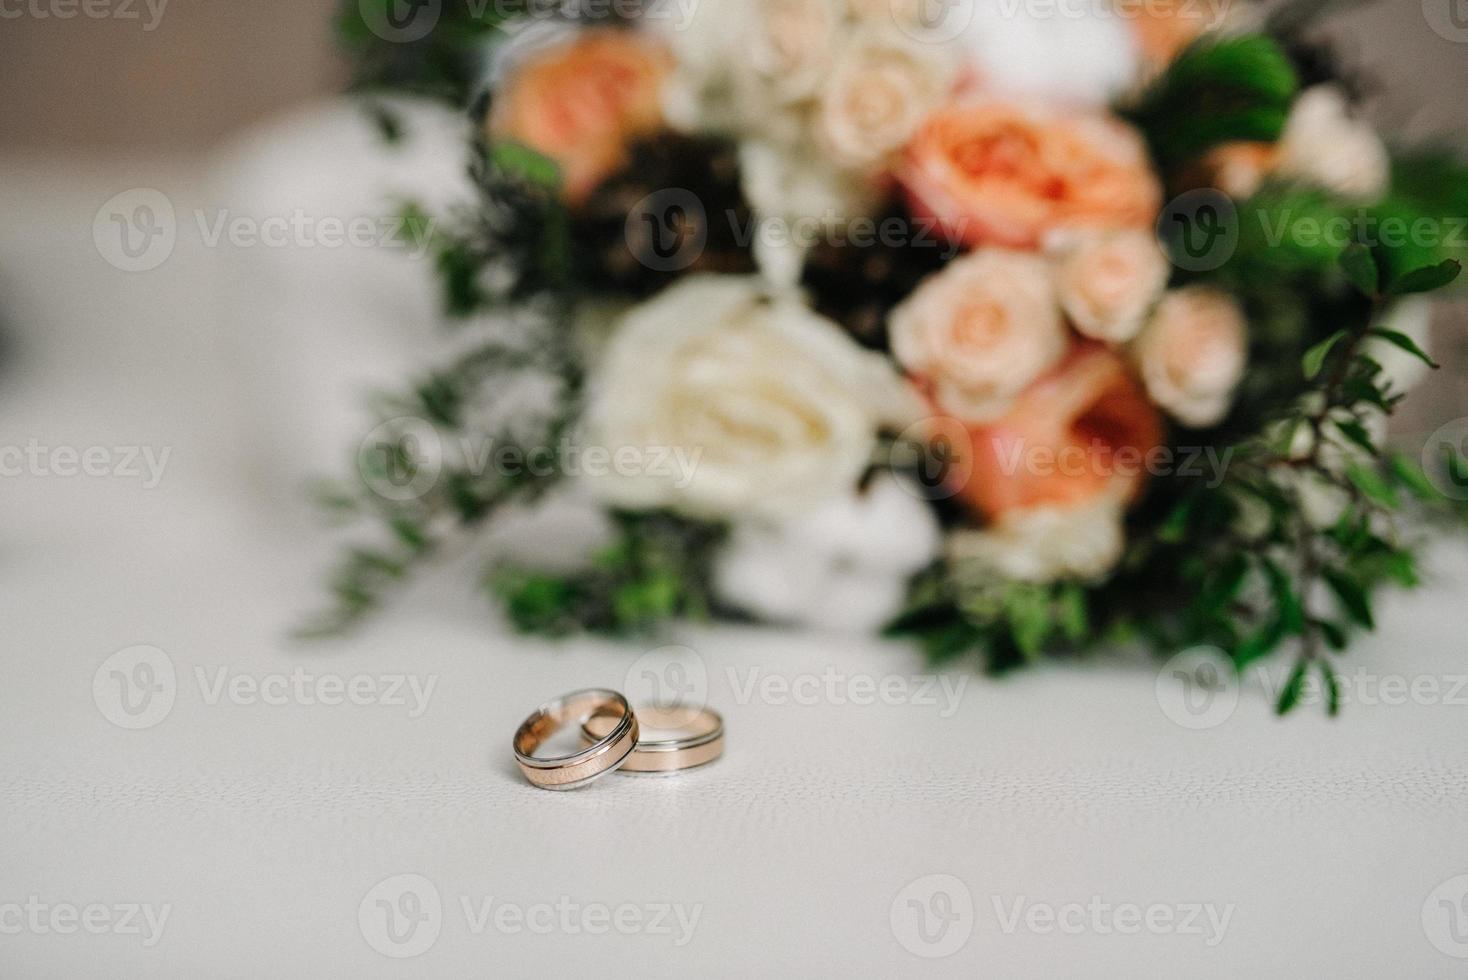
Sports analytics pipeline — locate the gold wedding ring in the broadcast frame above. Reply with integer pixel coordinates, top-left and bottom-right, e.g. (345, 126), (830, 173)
(582, 704), (724, 774)
(513, 689), (639, 791)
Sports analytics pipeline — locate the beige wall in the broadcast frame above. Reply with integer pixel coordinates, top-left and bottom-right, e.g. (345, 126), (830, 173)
(2, 1), (1465, 151)
(0, 0), (345, 151)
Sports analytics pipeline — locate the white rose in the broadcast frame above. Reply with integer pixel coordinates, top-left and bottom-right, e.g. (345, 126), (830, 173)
(657, 0), (842, 138)
(581, 276), (918, 519)
(1052, 229), (1170, 344)
(948, 496), (1127, 583)
(714, 473), (942, 631)
(815, 25), (957, 169)
(1276, 85), (1390, 201)
(1132, 286), (1248, 428)
(889, 249), (1068, 421)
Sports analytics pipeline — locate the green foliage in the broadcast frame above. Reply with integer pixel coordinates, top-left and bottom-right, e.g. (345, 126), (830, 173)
(889, 244), (1468, 715)
(1121, 35), (1298, 172)
(338, 0), (527, 103)
(488, 512), (727, 637)
(302, 316), (582, 637)
(887, 571), (1095, 674)
(408, 142), (574, 318)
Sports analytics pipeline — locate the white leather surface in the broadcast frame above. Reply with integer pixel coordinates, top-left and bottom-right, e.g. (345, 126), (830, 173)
(3, 121), (1468, 979)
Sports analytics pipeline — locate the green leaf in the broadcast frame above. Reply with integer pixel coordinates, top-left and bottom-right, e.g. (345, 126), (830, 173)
(1369, 328), (1439, 369)
(1057, 584), (1089, 644)
(1158, 495), (1197, 544)
(1261, 558), (1305, 634)
(1122, 35), (1298, 169)
(1345, 462), (1399, 508)
(1389, 259), (1461, 296)
(917, 621), (987, 665)
(1390, 454), (1443, 502)
(1332, 418), (1377, 455)
(1303, 330), (1346, 380)
(490, 140), (563, 189)
(1317, 659), (1342, 717)
(1311, 618), (1348, 651)
(1323, 569), (1375, 629)
(1004, 586), (1053, 659)
(1339, 243), (1379, 296)
(1276, 659), (1308, 715)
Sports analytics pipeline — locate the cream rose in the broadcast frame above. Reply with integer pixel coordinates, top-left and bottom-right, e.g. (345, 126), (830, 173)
(1132, 286), (1248, 428)
(580, 276), (917, 519)
(1275, 85), (1390, 201)
(889, 249), (1068, 421)
(948, 495), (1128, 583)
(1198, 86), (1391, 202)
(814, 26), (957, 169)
(1053, 229), (1170, 344)
(753, 0), (844, 103)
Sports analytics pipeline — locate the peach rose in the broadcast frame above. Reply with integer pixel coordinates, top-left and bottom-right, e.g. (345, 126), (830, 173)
(889, 249), (1068, 422)
(899, 101), (1163, 250)
(1053, 229), (1170, 344)
(489, 30), (672, 205)
(946, 343), (1164, 521)
(1190, 141), (1277, 200)
(1132, 286), (1248, 428)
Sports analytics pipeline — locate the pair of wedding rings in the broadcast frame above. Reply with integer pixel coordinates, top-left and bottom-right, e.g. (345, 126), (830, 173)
(512, 689), (724, 791)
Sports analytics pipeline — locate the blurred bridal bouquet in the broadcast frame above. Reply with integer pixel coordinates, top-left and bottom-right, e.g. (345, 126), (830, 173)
(316, 0), (1468, 712)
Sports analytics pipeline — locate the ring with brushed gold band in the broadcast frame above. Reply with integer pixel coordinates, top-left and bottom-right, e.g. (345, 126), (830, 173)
(582, 704), (724, 775)
(512, 689), (639, 791)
